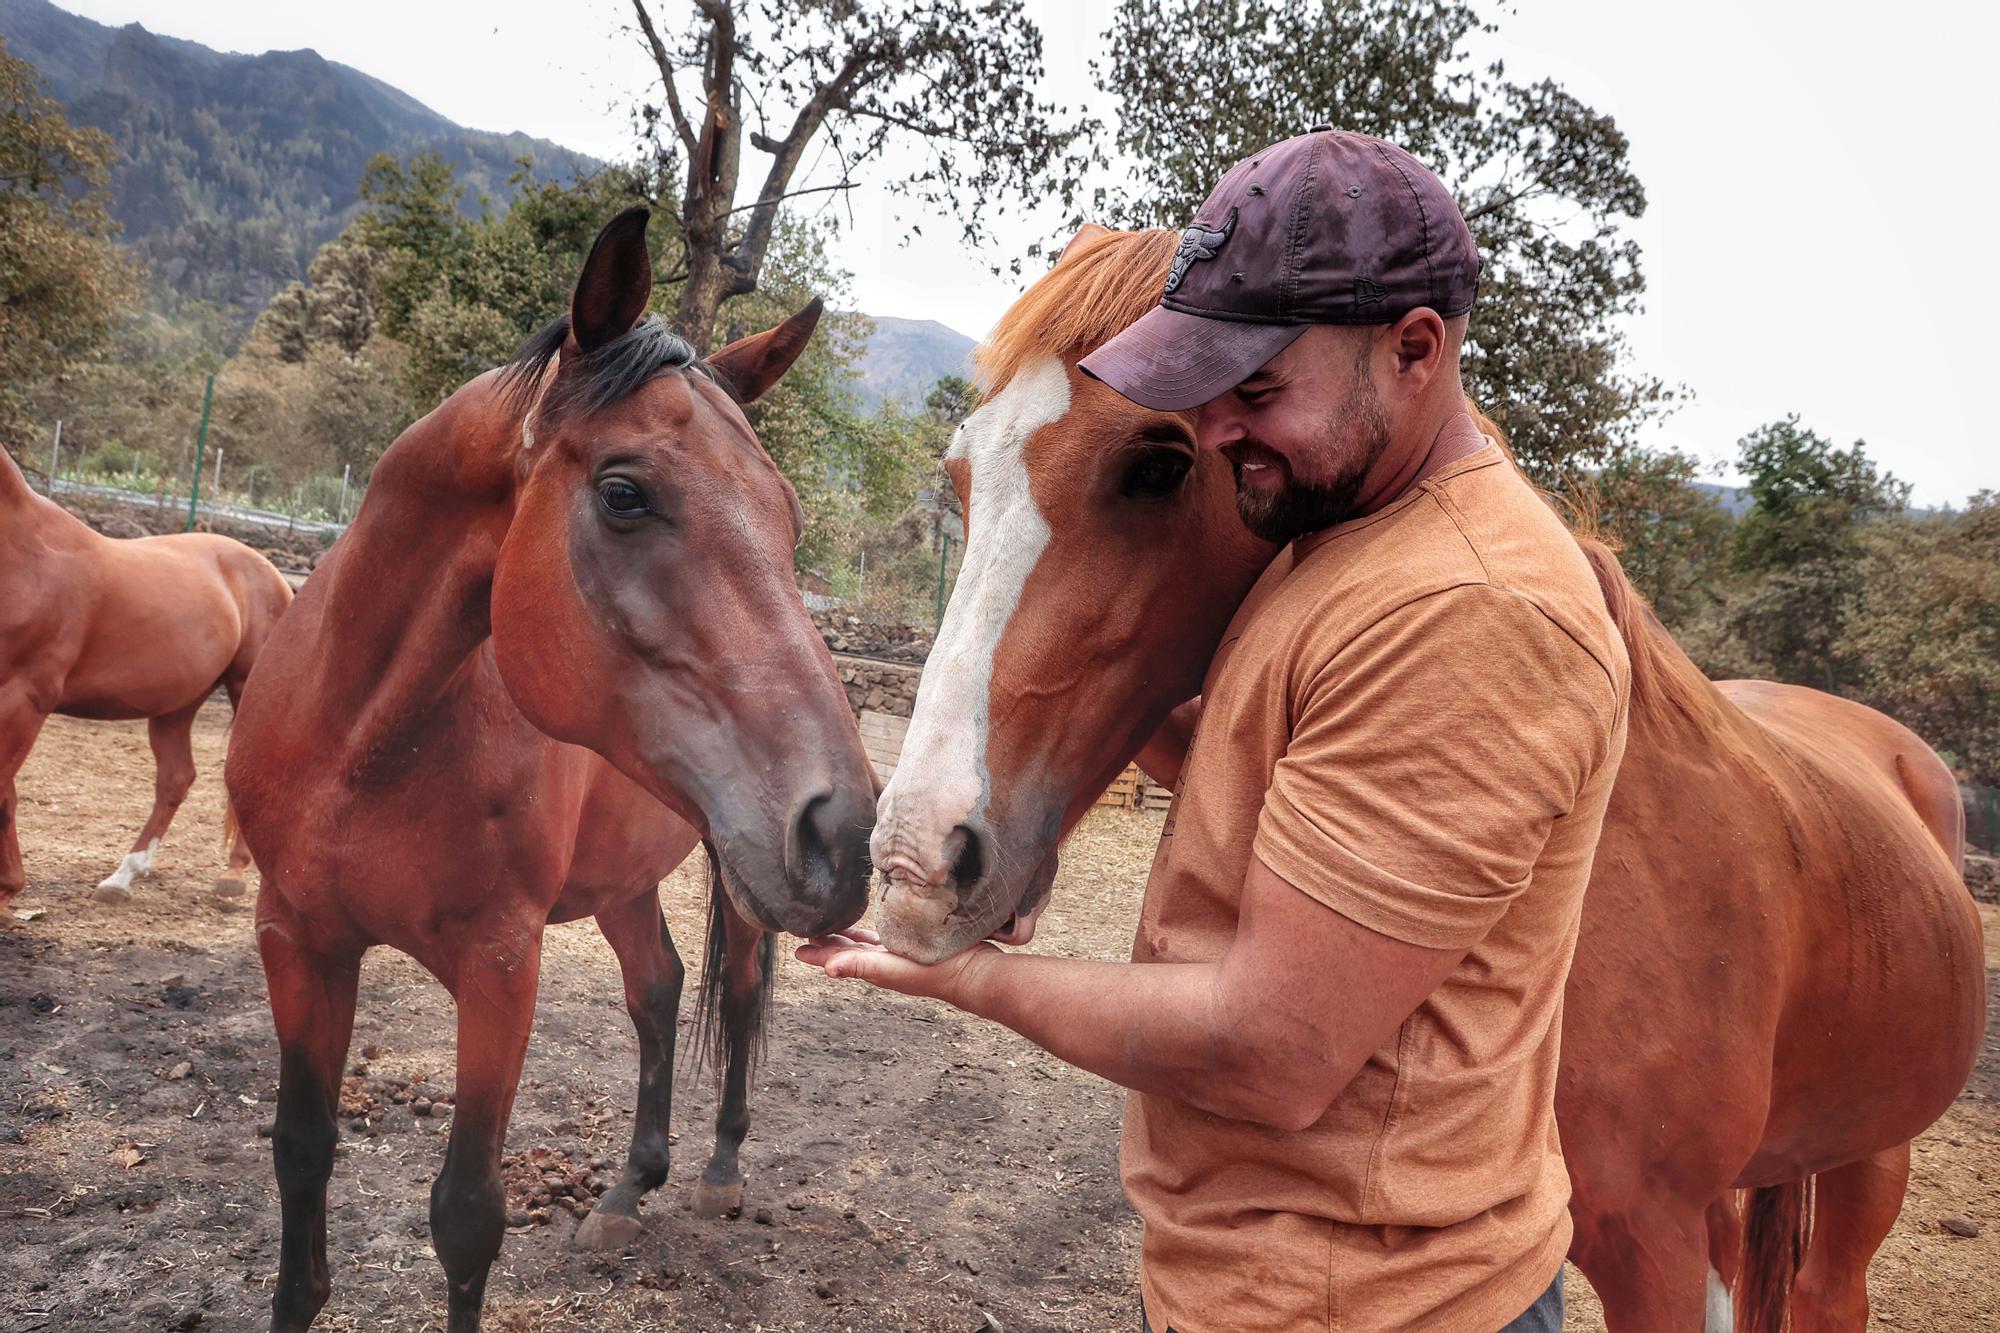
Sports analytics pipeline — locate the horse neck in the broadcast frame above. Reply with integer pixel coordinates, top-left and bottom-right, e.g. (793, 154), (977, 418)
(0, 447), (86, 550)
(303, 386), (522, 750)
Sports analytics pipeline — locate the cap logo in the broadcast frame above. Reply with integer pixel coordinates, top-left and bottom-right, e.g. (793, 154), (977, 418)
(1163, 207), (1237, 297)
(1354, 277), (1387, 307)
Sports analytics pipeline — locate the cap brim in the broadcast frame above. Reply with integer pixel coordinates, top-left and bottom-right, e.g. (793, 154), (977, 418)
(1077, 306), (1308, 412)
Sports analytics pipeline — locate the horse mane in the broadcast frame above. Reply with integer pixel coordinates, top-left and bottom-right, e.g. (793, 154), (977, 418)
(497, 313), (706, 420)
(976, 227), (1184, 393)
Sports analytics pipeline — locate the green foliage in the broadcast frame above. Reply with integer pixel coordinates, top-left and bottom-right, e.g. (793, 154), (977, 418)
(1730, 415), (1909, 573)
(1091, 0), (1668, 485)
(1839, 496), (2000, 784)
(631, 0), (1094, 348)
(1582, 447), (1732, 629)
(0, 35), (136, 448)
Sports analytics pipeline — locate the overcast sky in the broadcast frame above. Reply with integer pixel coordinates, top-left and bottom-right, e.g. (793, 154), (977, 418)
(58, 0), (1999, 505)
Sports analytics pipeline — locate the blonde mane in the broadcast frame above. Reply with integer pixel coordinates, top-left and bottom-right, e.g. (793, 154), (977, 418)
(976, 228), (1183, 393)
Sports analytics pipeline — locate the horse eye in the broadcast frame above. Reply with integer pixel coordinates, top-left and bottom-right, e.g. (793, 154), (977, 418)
(1120, 448), (1192, 502)
(597, 477), (648, 518)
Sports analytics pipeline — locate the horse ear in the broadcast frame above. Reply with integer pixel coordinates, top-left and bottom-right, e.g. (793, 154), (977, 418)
(708, 298), (822, 404)
(1057, 222), (1112, 264)
(571, 206), (654, 353)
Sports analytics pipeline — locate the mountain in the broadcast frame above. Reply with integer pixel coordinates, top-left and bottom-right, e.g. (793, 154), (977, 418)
(852, 315), (977, 412)
(0, 0), (596, 323)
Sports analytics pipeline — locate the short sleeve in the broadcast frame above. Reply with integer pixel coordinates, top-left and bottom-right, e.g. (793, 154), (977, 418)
(1252, 584), (1618, 950)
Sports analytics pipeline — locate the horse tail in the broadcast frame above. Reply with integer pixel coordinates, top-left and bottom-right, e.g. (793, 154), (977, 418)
(221, 796), (241, 855)
(691, 842), (774, 1078)
(1736, 1177), (1814, 1333)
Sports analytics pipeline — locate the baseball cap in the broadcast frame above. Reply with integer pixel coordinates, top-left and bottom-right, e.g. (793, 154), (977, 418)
(1078, 129), (1481, 412)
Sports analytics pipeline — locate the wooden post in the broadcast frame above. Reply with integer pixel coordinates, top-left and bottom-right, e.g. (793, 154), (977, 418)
(337, 463), (351, 523)
(46, 419), (62, 494)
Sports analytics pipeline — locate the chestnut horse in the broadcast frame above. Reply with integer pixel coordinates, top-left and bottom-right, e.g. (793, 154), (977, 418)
(0, 448), (289, 904)
(872, 227), (1985, 1331)
(224, 209), (877, 1333)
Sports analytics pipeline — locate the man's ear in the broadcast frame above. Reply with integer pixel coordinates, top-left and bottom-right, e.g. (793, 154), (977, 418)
(1057, 222), (1113, 264)
(1388, 307), (1448, 385)
(708, 299), (822, 404)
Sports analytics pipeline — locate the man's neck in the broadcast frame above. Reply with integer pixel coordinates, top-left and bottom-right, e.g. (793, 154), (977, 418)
(1349, 402), (1488, 517)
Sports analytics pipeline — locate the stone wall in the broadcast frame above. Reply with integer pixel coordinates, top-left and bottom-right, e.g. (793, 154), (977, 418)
(832, 653), (923, 719)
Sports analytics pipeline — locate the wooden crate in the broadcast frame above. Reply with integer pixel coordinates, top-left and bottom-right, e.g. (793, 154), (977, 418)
(1095, 764), (1143, 810)
(858, 709), (911, 784)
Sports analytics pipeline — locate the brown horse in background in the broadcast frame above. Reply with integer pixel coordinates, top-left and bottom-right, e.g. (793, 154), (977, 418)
(224, 209), (877, 1332)
(871, 226), (1985, 1331)
(0, 448), (290, 904)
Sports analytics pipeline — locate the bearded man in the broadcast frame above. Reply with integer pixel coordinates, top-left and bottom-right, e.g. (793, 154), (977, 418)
(803, 130), (1631, 1333)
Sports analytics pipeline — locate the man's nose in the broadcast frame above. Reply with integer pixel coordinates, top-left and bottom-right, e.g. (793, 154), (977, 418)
(1193, 403), (1243, 452)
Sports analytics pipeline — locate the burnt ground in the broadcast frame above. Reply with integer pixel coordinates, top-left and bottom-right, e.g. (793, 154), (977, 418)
(3, 703), (1996, 1331)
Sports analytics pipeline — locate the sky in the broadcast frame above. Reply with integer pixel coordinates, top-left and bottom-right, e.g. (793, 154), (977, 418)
(55, 0), (2000, 505)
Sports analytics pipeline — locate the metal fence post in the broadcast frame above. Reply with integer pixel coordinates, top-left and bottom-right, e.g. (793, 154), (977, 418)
(934, 529), (952, 630)
(185, 374), (214, 532)
(337, 463), (351, 522)
(46, 419), (62, 493)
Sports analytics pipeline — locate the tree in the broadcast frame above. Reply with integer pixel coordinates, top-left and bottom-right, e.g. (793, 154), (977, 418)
(0, 38), (135, 448)
(1724, 416), (1907, 691)
(1091, 0), (1666, 485)
(1581, 446), (1732, 630)
(626, 0), (1093, 352)
(1840, 495), (2000, 784)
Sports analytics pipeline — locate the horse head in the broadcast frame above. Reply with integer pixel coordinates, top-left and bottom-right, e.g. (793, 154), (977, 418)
(870, 226), (1275, 962)
(488, 207), (874, 938)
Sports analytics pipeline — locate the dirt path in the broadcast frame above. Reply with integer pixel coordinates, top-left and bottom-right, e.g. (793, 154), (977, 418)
(3, 704), (1995, 1331)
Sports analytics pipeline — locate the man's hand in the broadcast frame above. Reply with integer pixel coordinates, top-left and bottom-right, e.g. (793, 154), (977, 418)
(796, 927), (1002, 1004)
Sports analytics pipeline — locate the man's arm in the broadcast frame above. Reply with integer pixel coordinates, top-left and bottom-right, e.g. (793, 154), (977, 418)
(797, 855), (1464, 1131)
(1132, 697), (1202, 790)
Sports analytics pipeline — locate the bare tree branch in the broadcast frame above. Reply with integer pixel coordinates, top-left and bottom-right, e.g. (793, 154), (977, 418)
(629, 0), (697, 157)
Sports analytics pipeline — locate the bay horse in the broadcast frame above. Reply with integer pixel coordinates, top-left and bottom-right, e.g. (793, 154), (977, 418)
(224, 208), (877, 1333)
(0, 447), (289, 904)
(871, 226), (1986, 1331)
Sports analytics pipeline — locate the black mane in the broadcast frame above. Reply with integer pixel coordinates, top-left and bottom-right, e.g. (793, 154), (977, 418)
(498, 313), (707, 420)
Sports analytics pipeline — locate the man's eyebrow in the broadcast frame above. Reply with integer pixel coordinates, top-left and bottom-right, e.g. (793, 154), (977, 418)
(1237, 371), (1280, 389)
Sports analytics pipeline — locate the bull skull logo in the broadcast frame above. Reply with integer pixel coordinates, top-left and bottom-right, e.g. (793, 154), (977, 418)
(1164, 208), (1238, 296)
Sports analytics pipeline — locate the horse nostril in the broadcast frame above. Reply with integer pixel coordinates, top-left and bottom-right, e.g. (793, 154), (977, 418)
(944, 821), (987, 892)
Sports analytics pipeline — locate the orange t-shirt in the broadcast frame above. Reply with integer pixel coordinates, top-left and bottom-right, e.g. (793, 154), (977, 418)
(1122, 445), (1630, 1332)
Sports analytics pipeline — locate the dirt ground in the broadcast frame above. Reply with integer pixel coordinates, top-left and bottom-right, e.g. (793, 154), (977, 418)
(3, 704), (1996, 1332)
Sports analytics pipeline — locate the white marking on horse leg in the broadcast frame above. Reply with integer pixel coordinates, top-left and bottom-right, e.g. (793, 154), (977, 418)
(1705, 1264), (1733, 1333)
(97, 837), (161, 894)
(873, 355), (1069, 889)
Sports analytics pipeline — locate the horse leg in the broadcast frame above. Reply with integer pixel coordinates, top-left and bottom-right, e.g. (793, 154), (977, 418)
(574, 887), (685, 1251)
(691, 892), (770, 1221)
(1789, 1144), (1912, 1331)
(0, 703), (49, 907)
(430, 922), (543, 1333)
(259, 886), (362, 1333)
(1568, 1191), (1719, 1332)
(215, 674), (256, 898)
(94, 702), (201, 902)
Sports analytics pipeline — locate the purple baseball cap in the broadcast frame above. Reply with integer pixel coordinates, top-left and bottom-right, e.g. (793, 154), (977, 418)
(1079, 129), (1481, 412)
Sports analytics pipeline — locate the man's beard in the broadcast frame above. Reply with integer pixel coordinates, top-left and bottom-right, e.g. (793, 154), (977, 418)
(1229, 381), (1390, 544)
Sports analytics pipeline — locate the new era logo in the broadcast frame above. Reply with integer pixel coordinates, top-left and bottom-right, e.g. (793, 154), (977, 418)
(1354, 277), (1387, 306)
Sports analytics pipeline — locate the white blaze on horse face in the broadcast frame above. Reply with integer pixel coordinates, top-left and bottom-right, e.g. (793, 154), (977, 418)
(872, 357), (1067, 890)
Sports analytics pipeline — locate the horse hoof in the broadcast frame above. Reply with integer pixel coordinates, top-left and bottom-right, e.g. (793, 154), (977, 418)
(691, 1178), (744, 1220)
(92, 883), (134, 906)
(213, 876), (247, 898)
(573, 1207), (645, 1251)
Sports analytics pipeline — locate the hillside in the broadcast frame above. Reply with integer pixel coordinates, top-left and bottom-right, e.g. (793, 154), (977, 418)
(852, 315), (977, 411)
(0, 0), (596, 322)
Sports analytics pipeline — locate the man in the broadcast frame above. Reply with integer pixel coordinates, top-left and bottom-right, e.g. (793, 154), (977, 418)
(800, 130), (1630, 1332)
